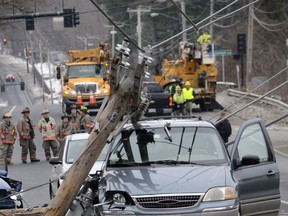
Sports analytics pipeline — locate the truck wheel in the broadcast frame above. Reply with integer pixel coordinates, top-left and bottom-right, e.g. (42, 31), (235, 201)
(200, 102), (207, 111)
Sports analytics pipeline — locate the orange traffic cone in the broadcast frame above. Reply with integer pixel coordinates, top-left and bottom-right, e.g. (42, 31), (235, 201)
(76, 90), (83, 105)
(89, 91), (96, 106)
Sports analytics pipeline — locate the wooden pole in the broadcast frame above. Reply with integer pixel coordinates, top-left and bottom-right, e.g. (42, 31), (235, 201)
(44, 60), (145, 216)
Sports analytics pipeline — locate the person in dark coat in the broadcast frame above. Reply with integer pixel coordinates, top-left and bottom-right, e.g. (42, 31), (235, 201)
(215, 112), (232, 143)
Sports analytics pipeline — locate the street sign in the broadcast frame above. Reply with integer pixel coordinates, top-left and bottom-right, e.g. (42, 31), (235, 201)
(215, 49), (232, 56)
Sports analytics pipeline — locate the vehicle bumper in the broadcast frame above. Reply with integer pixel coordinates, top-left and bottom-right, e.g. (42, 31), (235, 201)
(101, 204), (239, 216)
(63, 97), (105, 111)
(145, 108), (172, 116)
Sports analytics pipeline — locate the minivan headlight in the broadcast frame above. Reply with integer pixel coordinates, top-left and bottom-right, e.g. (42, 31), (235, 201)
(113, 193), (126, 206)
(203, 187), (238, 202)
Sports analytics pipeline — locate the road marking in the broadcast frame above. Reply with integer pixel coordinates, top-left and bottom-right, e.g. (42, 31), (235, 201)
(9, 106), (16, 114)
(274, 148), (288, 158)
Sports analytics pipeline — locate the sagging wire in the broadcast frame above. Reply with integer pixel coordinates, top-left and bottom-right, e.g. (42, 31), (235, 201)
(209, 66), (288, 121)
(214, 80), (288, 125)
(89, 0), (144, 53)
(168, 0), (199, 33)
(154, 0), (259, 85)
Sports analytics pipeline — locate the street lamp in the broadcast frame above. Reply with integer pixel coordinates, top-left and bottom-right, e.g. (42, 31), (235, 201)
(150, 12), (179, 21)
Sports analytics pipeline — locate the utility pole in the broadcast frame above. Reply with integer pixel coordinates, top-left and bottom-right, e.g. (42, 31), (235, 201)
(39, 41), (45, 102)
(210, 0), (214, 37)
(180, 0), (187, 42)
(127, 5), (151, 61)
(44, 49), (145, 215)
(47, 51), (54, 104)
(246, 0), (254, 90)
(104, 24), (124, 58)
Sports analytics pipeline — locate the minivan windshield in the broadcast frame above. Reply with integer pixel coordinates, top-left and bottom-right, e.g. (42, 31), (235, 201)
(108, 127), (227, 167)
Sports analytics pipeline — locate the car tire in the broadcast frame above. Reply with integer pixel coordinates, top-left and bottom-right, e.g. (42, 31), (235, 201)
(49, 179), (55, 200)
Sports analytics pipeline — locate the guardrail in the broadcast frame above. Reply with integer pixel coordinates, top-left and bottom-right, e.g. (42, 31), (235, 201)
(227, 89), (288, 110)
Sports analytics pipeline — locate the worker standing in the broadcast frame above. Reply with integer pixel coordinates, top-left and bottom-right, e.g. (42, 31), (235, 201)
(17, 107), (40, 164)
(38, 109), (58, 161)
(168, 79), (177, 96)
(182, 81), (195, 116)
(215, 112), (232, 143)
(70, 104), (81, 132)
(56, 114), (75, 149)
(0, 113), (17, 164)
(79, 106), (93, 133)
(172, 86), (185, 116)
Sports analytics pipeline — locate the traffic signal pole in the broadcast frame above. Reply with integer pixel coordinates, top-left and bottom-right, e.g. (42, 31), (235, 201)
(0, 10), (80, 30)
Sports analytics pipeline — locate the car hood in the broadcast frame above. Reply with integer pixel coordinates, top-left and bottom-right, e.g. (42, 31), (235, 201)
(102, 165), (230, 195)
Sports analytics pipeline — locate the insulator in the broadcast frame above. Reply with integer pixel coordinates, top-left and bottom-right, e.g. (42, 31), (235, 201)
(131, 96), (150, 123)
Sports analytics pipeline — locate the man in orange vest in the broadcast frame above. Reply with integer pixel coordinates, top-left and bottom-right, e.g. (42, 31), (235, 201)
(182, 81), (195, 116)
(0, 113), (17, 164)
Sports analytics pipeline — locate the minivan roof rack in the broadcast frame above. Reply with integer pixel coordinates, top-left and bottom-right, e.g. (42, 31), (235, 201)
(141, 115), (202, 121)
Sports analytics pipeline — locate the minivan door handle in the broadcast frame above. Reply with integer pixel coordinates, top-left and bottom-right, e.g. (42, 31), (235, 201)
(267, 170), (276, 176)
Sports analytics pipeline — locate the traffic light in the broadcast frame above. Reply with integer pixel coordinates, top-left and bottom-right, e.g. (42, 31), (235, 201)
(26, 18), (35, 31)
(2, 38), (7, 45)
(27, 49), (32, 59)
(73, 9), (80, 27)
(237, 34), (246, 54)
(63, 9), (73, 28)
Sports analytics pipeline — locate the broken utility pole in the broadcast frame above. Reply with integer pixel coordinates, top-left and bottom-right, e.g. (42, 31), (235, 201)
(44, 39), (152, 215)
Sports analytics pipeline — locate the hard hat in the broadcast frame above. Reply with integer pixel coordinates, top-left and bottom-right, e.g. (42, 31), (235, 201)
(80, 106), (88, 112)
(176, 85), (181, 91)
(171, 79), (176, 82)
(3, 113), (12, 119)
(70, 104), (77, 109)
(21, 107), (30, 114)
(61, 114), (71, 120)
(42, 109), (49, 115)
(185, 81), (191, 86)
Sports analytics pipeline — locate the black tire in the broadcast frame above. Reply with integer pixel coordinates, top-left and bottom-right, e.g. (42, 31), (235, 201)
(49, 179), (54, 200)
(20, 82), (25, 91)
(1, 85), (5, 92)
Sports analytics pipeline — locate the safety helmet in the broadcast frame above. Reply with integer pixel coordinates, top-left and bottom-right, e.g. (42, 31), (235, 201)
(176, 85), (181, 91)
(80, 106), (88, 113)
(171, 79), (176, 82)
(42, 109), (49, 115)
(61, 114), (71, 120)
(3, 113), (12, 119)
(21, 107), (30, 114)
(185, 81), (191, 86)
(70, 104), (77, 109)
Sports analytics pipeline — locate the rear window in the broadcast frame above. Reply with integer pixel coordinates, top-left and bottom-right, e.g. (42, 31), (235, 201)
(143, 83), (163, 93)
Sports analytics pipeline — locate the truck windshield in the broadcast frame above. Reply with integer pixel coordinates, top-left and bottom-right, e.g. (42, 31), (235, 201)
(67, 64), (105, 78)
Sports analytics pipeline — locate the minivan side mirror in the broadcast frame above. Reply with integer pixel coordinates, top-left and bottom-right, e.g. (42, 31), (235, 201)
(241, 155), (260, 166)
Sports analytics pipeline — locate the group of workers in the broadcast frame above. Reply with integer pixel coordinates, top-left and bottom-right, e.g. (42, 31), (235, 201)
(169, 80), (195, 116)
(0, 105), (93, 164)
